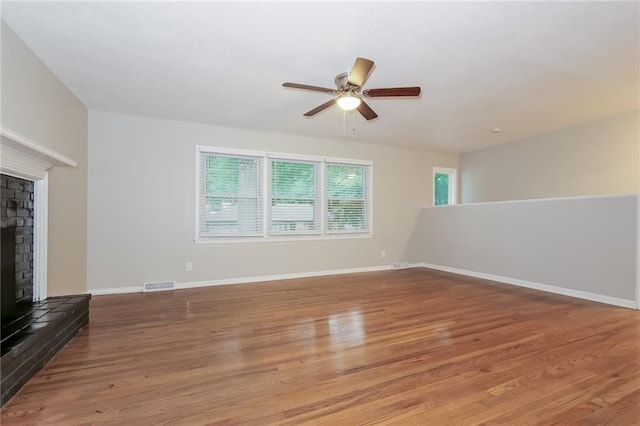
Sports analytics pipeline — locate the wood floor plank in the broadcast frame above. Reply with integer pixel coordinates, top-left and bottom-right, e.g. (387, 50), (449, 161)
(1, 269), (638, 424)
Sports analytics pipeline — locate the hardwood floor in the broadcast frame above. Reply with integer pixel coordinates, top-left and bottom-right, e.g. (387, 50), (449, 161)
(2, 268), (639, 425)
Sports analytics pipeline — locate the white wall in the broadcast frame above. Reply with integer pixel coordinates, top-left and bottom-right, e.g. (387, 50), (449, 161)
(407, 195), (639, 307)
(405, 195), (638, 307)
(87, 111), (457, 292)
(460, 111), (639, 203)
(1, 21), (88, 296)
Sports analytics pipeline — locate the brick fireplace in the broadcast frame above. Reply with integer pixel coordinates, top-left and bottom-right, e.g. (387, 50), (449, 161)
(1, 128), (89, 406)
(1, 174), (35, 316)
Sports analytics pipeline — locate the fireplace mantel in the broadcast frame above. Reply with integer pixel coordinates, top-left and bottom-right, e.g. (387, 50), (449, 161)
(1, 126), (76, 180)
(1, 125), (77, 302)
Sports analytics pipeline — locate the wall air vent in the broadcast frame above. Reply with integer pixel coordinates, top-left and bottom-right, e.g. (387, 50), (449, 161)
(143, 281), (176, 292)
(391, 262), (410, 270)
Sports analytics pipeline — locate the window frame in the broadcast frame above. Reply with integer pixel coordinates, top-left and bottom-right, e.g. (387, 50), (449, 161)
(325, 162), (371, 234)
(433, 167), (457, 206)
(195, 146), (373, 243)
(267, 156), (322, 236)
(197, 149), (264, 238)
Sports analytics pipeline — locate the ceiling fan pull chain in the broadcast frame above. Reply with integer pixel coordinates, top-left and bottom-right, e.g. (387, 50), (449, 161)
(343, 110), (347, 139)
(342, 111), (347, 139)
(351, 110), (356, 133)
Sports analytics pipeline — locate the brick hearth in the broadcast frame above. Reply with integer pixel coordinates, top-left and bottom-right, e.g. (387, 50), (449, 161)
(1, 295), (90, 406)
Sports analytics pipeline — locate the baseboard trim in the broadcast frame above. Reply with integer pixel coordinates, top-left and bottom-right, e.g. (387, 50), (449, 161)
(421, 263), (639, 310)
(176, 265), (391, 290)
(88, 262), (636, 309)
(403, 263), (427, 270)
(89, 265), (391, 295)
(89, 286), (141, 296)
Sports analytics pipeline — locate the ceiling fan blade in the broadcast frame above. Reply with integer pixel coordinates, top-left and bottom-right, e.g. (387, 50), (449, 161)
(283, 82), (337, 94)
(348, 57), (375, 88)
(303, 99), (337, 117)
(364, 87), (421, 97)
(356, 100), (378, 121)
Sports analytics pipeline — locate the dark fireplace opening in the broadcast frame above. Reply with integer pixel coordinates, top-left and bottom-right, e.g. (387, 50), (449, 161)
(1, 174), (35, 323)
(1, 226), (17, 320)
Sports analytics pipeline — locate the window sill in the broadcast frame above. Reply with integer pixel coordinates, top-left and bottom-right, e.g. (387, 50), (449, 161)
(194, 232), (373, 244)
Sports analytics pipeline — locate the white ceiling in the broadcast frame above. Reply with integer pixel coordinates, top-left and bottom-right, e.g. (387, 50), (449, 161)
(2, 1), (638, 153)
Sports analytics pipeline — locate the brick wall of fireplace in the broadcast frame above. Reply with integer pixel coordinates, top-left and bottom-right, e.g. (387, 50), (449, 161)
(1, 174), (35, 304)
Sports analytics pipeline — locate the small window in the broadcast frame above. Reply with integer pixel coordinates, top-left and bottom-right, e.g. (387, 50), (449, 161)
(433, 167), (457, 206)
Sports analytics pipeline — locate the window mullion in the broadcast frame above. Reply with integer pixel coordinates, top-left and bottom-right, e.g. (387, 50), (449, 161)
(367, 166), (373, 231)
(263, 156), (269, 238)
(195, 147), (202, 240)
(320, 160), (326, 235)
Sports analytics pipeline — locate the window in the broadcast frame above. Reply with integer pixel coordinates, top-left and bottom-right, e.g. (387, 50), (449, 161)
(269, 159), (320, 234)
(196, 146), (372, 241)
(198, 152), (263, 237)
(326, 163), (368, 232)
(433, 167), (457, 206)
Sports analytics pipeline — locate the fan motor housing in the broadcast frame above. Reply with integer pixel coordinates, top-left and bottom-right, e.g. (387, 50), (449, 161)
(334, 72), (350, 90)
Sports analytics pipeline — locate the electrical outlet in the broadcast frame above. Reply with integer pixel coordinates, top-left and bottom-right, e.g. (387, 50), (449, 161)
(186, 262), (193, 272)
(381, 250), (386, 258)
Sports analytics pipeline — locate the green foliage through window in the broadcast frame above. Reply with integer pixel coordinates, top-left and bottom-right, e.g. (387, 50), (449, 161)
(271, 160), (315, 198)
(327, 164), (366, 231)
(270, 160), (317, 232)
(434, 173), (449, 206)
(202, 154), (261, 236)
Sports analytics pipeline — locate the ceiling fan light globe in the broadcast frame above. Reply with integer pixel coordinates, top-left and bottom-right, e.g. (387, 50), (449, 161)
(337, 95), (361, 111)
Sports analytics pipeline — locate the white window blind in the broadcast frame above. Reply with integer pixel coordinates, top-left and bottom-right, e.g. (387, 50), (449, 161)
(326, 163), (370, 233)
(199, 152), (263, 237)
(196, 146), (372, 241)
(269, 159), (320, 234)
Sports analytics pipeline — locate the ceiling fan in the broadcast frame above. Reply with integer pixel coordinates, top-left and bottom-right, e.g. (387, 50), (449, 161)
(283, 57), (421, 121)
